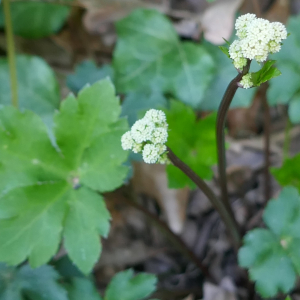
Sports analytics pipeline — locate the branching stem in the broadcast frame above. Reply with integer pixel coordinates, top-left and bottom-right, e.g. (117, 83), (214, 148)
(3, 0), (18, 108)
(167, 147), (241, 250)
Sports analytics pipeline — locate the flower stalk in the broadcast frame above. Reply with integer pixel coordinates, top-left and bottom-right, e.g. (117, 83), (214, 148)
(216, 60), (251, 221)
(167, 147), (242, 249)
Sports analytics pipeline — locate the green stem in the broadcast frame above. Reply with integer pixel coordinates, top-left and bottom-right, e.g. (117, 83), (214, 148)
(167, 147), (241, 250)
(216, 61), (251, 222)
(3, 0), (18, 108)
(283, 115), (292, 161)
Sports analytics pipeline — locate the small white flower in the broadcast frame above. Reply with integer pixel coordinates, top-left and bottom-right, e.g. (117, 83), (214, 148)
(121, 109), (169, 164)
(233, 57), (247, 69)
(229, 14), (287, 65)
(157, 152), (169, 164)
(235, 13), (256, 38)
(272, 22), (287, 42)
(240, 73), (253, 89)
(268, 40), (281, 54)
(132, 142), (143, 153)
(131, 118), (155, 143)
(142, 144), (161, 164)
(229, 40), (244, 60)
(144, 109), (166, 125)
(151, 127), (168, 144)
(121, 131), (134, 150)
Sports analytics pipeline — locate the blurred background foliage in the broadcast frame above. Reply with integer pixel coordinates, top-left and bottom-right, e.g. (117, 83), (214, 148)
(1, 0), (300, 299)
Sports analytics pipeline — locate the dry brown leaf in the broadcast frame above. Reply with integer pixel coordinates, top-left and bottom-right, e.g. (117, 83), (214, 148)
(133, 162), (189, 234)
(203, 281), (237, 300)
(201, 0), (243, 45)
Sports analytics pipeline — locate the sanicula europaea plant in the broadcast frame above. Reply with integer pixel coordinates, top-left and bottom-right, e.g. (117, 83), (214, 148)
(121, 13), (294, 298)
(1, 0), (298, 297)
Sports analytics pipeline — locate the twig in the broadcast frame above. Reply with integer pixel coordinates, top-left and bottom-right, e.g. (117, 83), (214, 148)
(216, 61), (251, 222)
(3, 0), (18, 108)
(119, 189), (217, 283)
(167, 147), (241, 250)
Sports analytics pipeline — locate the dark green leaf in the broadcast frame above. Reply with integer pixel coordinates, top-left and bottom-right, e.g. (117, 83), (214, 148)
(239, 187), (300, 297)
(0, 55), (60, 127)
(0, 263), (68, 300)
(121, 89), (167, 126)
(0, 79), (129, 273)
(267, 15), (300, 106)
(165, 100), (217, 188)
(288, 93), (300, 124)
(272, 153), (300, 190)
(0, 2), (70, 38)
(251, 60), (281, 86)
(67, 61), (114, 94)
(67, 277), (102, 300)
(105, 269), (157, 300)
(218, 46), (230, 58)
(113, 9), (215, 108)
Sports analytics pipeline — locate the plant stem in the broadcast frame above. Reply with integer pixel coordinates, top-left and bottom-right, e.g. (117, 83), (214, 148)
(3, 0), (18, 108)
(167, 147), (241, 250)
(283, 115), (291, 161)
(262, 90), (271, 203)
(216, 61), (251, 220)
(120, 188), (216, 283)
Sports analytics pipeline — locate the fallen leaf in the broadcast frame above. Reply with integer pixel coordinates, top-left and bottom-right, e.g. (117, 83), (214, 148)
(133, 162), (189, 234)
(201, 0), (243, 45)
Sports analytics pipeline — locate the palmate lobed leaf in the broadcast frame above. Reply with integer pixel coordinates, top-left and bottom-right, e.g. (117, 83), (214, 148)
(104, 269), (157, 300)
(0, 2), (70, 39)
(239, 187), (300, 298)
(0, 263), (68, 300)
(164, 100), (217, 189)
(0, 55), (60, 128)
(0, 79), (129, 274)
(267, 15), (300, 123)
(113, 9), (215, 108)
(271, 153), (300, 191)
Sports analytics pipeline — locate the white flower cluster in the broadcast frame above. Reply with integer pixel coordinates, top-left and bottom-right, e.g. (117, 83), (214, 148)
(229, 13), (287, 68)
(240, 73), (253, 89)
(121, 109), (169, 164)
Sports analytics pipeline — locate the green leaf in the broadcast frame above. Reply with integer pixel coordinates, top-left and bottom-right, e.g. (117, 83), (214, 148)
(267, 15), (300, 106)
(218, 46), (230, 58)
(0, 263), (68, 300)
(0, 2), (70, 38)
(121, 89), (168, 126)
(67, 277), (102, 300)
(201, 41), (257, 111)
(0, 55), (60, 127)
(165, 100), (217, 188)
(239, 187), (300, 297)
(272, 153), (300, 190)
(105, 269), (157, 300)
(67, 61), (115, 94)
(285, 296), (292, 300)
(288, 93), (300, 124)
(251, 60), (281, 86)
(0, 79), (129, 274)
(113, 9), (215, 108)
